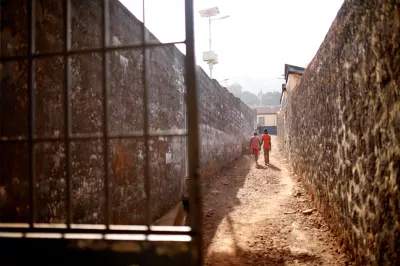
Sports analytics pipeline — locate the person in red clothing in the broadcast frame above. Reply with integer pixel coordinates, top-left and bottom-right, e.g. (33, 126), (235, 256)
(249, 132), (261, 164)
(260, 128), (271, 165)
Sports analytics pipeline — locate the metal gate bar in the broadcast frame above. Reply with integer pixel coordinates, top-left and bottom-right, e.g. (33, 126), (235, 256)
(185, 0), (203, 263)
(63, 0), (73, 229)
(101, 0), (111, 229)
(0, 0), (202, 264)
(27, 0), (37, 227)
(141, 0), (151, 228)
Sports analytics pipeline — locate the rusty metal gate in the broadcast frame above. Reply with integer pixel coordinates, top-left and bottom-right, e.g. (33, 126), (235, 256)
(0, 0), (202, 265)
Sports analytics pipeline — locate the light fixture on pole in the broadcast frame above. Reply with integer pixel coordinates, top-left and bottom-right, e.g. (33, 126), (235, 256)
(198, 7), (229, 79)
(219, 78), (229, 87)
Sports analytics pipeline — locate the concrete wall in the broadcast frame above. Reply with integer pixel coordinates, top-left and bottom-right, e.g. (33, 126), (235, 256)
(277, 0), (400, 264)
(278, 73), (302, 160)
(197, 69), (256, 178)
(258, 126), (277, 136)
(0, 0), (255, 224)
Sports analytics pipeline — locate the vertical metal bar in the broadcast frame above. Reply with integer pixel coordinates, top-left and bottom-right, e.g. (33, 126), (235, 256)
(28, 0), (37, 227)
(185, 0), (203, 265)
(141, 0), (151, 227)
(208, 17), (211, 51)
(183, 93), (189, 200)
(208, 17), (212, 78)
(102, 0), (111, 229)
(63, 0), (72, 227)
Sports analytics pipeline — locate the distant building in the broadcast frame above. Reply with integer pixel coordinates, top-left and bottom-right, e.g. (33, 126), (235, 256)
(277, 63), (305, 146)
(280, 64), (305, 107)
(252, 105), (281, 135)
(253, 105), (281, 126)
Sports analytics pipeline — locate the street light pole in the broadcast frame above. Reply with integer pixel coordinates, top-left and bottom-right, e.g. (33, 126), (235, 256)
(209, 17), (213, 78)
(209, 17), (212, 51)
(199, 7), (229, 79)
(219, 78), (229, 87)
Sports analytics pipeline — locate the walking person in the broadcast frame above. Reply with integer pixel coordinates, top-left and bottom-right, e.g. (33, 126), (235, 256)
(260, 129), (271, 165)
(249, 132), (261, 164)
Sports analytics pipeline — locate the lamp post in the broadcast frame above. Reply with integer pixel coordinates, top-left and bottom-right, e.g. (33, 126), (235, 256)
(199, 7), (229, 78)
(208, 15), (230, 52)
(219, 78), (229, 87)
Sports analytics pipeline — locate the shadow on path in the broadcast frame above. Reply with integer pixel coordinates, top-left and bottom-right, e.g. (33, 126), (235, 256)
(255, 163), (281, 171)
(206, 248), (321, 266)
(205, 213), (321, 266)
(267, 163), (281, 171)
(202, 155), (253, 251)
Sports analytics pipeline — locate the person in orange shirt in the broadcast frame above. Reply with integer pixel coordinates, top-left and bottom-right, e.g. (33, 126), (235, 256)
(260, 129), (271, 165)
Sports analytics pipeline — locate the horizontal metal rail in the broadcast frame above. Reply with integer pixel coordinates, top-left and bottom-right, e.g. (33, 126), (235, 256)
(0, 131), (187, 142)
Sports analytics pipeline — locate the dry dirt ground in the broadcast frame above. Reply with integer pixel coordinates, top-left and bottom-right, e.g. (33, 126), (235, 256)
(203, 136), (351, 266)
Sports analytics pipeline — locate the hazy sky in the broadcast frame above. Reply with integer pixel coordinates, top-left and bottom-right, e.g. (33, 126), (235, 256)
(119, 0), (344, 92)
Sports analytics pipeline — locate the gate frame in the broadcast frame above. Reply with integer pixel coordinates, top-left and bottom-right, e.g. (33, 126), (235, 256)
(0, 0), (203, 265)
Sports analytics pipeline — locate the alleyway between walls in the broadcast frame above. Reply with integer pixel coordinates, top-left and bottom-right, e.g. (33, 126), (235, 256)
(203, 136), (351, 266)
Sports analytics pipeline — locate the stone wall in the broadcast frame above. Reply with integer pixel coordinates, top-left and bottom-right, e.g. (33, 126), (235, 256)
(277, 0), (400, 264)
(197, 68), (256, 178)
(0, 0), (255, 224)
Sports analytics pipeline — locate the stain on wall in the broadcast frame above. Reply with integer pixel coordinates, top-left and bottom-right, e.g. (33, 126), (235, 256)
(1, 0), (255, 224)
(277, 0), (400, 264)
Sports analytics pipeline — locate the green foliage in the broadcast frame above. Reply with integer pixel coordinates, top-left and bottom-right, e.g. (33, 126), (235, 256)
(261, 91), (281, 105)
(241, 91), (260, 106)
(226, 82), (243, 97)
(227, 82), (281, 106)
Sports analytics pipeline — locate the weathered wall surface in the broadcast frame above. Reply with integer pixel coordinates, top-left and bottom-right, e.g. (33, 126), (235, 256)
(277, 0), (400, 264)
(0, 0), (255, 224)
(278, 73), (302, 160)
(197, 69), (256, 178)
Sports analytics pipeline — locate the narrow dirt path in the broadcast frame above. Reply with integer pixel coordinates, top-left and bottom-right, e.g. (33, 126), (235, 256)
(203, 136), (351, 266)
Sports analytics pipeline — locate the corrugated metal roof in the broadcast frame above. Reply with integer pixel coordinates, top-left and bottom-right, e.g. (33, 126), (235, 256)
(284, 64), (305, 82)
(252, 105), (281, 114)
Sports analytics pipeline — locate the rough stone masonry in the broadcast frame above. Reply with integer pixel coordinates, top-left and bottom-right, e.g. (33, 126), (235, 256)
(0, 0), (255, 224)
(277, 0), (399, 265)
